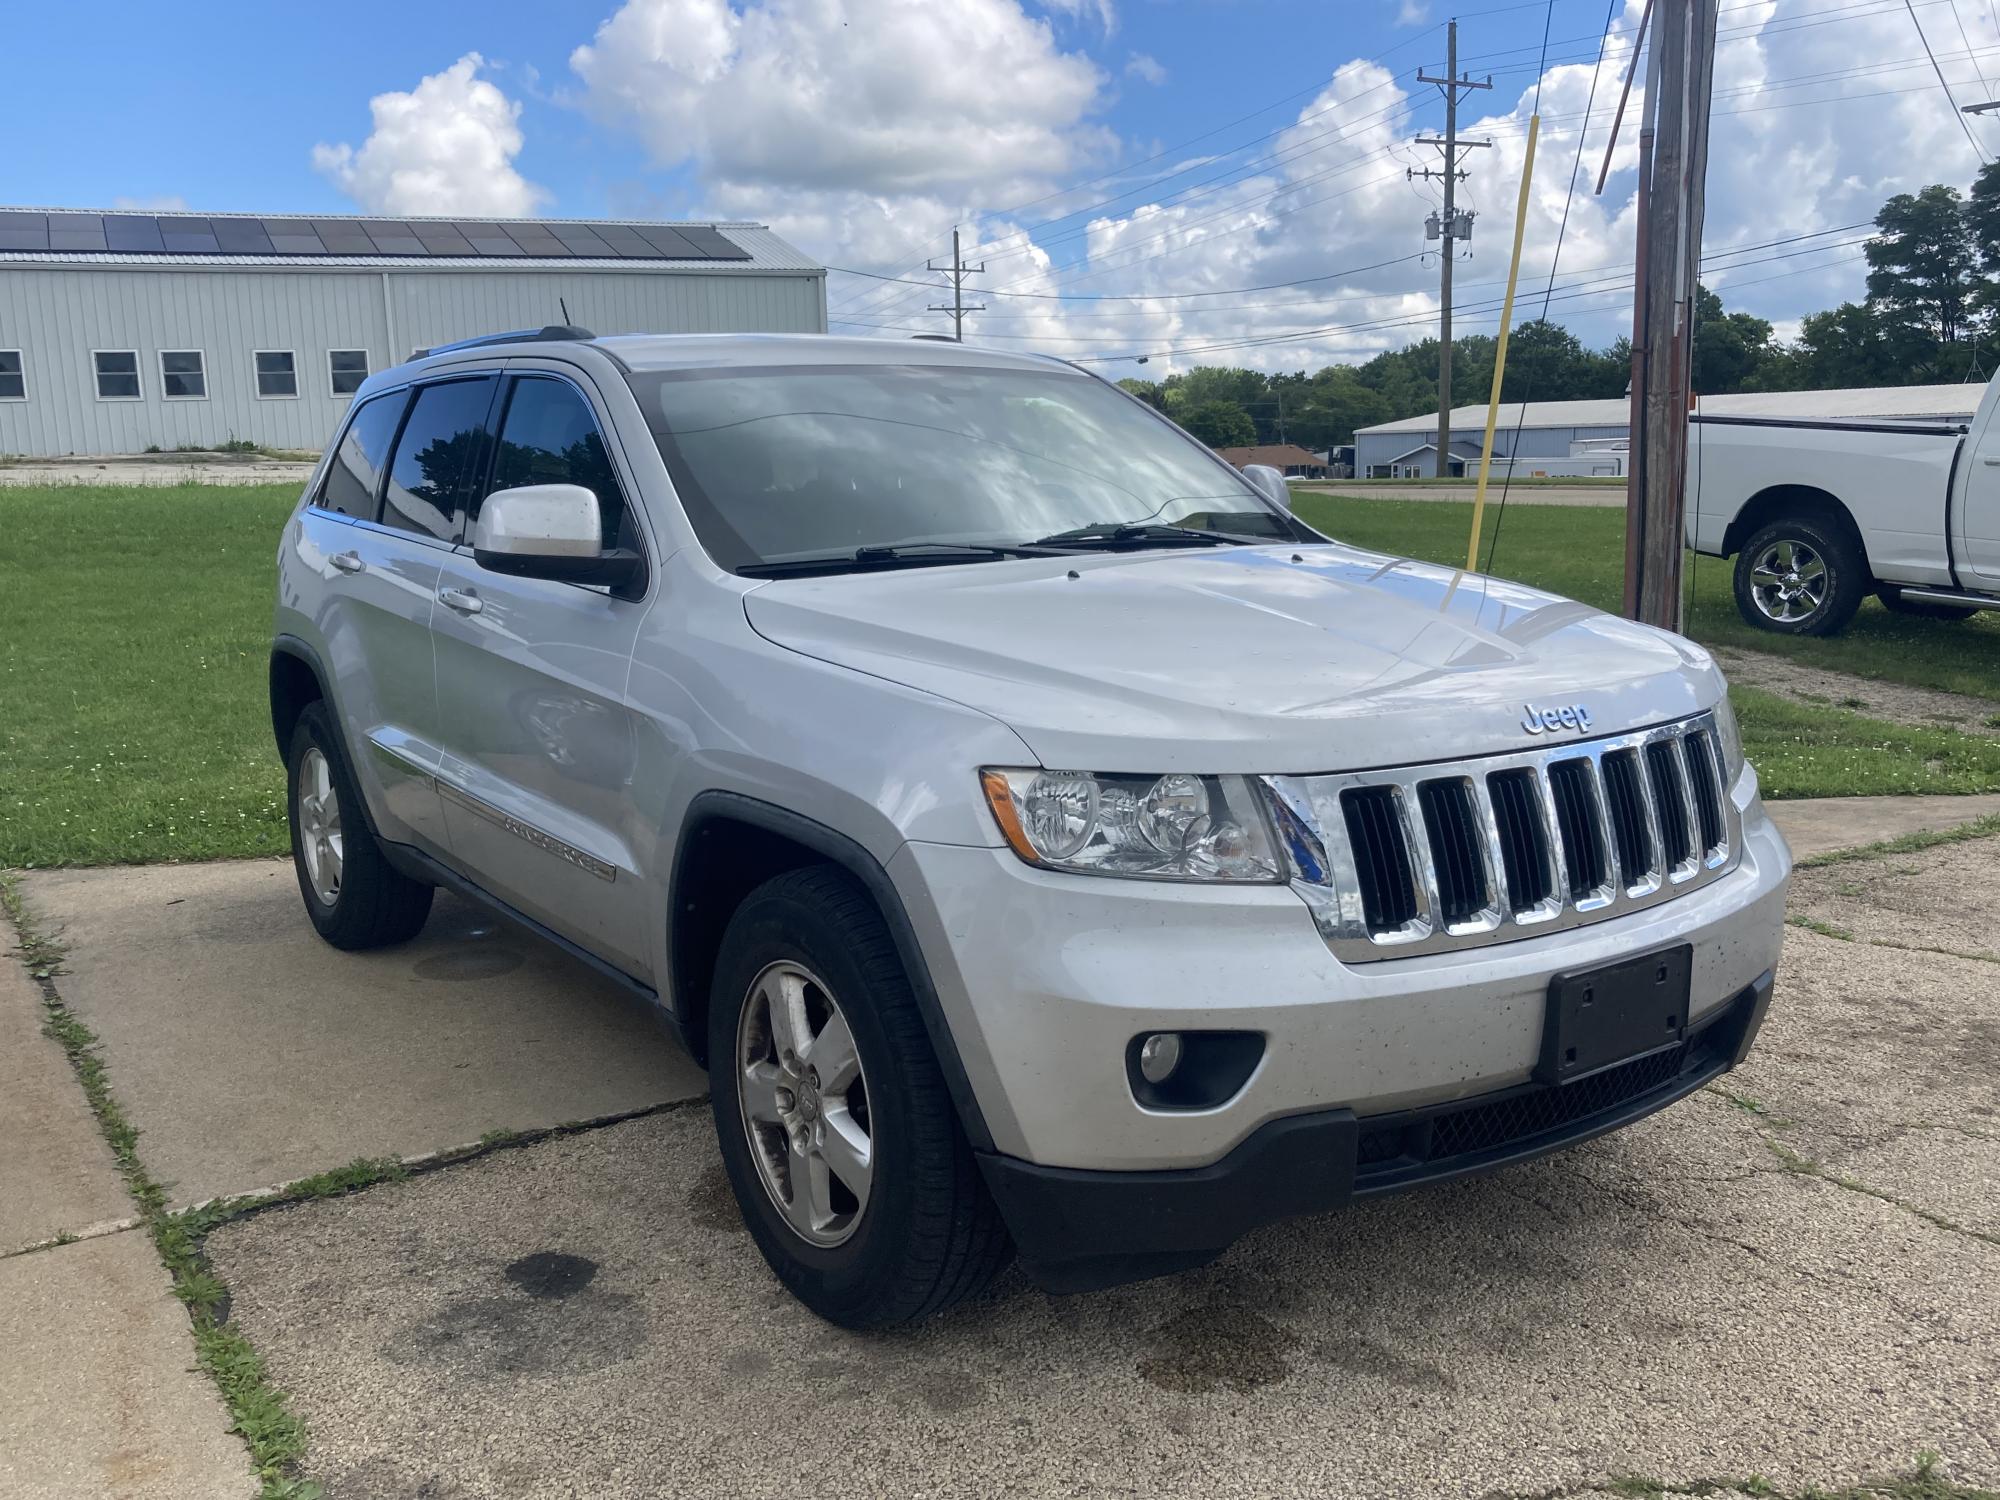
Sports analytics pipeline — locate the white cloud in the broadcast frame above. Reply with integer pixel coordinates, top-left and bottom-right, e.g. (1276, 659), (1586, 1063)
(570, 0), (1110, 255)
(1396, 0), (1429, 26)
(1125, 52), (1167, 86)
(111, 194), (191, 212)
(313, 53), (548, 216)
(1040, 0), (1115, 34)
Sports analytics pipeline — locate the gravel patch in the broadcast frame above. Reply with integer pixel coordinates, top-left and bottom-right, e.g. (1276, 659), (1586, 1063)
(1717, 645), (2000, 736)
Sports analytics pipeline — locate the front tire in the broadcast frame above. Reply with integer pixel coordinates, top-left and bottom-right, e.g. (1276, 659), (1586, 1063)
(286, 702), (434, 950)
(707, 866), (1011, 1327)
(1877, 584), (1977, 621)
(1732, 516), (1867, 636)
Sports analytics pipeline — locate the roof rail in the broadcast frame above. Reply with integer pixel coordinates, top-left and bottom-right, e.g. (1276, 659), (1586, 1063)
(417, 325), (596, 358)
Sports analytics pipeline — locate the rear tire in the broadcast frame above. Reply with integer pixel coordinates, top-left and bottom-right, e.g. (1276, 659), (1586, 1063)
(286, 702), (434, 950)
(707, 865), (1012, 1327)
(1732, 516), (1867, 636)
(1877, 585), (1978, 622)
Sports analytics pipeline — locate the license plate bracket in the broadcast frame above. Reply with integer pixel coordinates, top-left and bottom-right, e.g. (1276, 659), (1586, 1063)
(1537, 944), (1693, 1085)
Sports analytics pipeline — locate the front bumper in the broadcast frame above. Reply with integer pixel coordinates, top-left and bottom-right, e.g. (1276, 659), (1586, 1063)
(980, 971), (1774, 1292)
(890, 780), (1791, 1172)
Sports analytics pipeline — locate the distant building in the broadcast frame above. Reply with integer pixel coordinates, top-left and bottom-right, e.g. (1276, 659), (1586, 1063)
(0, 207), (825, 456)
(1352, 384), (1985, 480)
(1214, 442), (1330, 478)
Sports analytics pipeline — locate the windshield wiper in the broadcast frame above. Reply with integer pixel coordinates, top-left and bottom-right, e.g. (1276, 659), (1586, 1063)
(737, 540), (1071, 577)
(1030, 521), (1260, 548)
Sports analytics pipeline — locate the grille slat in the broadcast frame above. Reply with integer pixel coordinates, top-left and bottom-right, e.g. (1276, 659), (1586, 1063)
(1547, 759), (1608, 899)
(1418, 779), (1487, 927)
(1685, 729), (1727, 854)
(1646, 739), (1695, 868)
(1601, 749), (1655, 884)
(1295, 711), (1741, 962)
(1488, 769), (1553, 913)
(1342, 786), (1418, 934)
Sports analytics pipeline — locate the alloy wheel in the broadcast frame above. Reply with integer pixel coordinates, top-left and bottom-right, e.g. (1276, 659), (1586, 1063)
(296, 746), (344, 905)
(736, 960), (874, 1247)
(1748, 538), (1829, 624)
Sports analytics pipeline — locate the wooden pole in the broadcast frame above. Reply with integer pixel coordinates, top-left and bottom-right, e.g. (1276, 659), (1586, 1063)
(1466, 112), (1541, 572)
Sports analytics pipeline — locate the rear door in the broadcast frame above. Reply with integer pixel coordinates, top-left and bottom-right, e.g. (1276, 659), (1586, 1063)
(1957, 404), (2000, 584)
(292, 386), (454, 852)
(428, 369), (654, 977)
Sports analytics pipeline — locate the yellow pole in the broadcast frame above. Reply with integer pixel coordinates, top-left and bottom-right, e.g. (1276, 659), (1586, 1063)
(1465, 111), (1541, 572)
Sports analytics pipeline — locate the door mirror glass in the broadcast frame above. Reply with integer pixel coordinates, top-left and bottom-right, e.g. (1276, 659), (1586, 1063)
(472, 484), (642, 588)
(1243, 463), (1291, 513)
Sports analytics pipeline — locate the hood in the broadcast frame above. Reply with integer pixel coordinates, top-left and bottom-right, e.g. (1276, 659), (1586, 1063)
(742, 543), (1722, 774)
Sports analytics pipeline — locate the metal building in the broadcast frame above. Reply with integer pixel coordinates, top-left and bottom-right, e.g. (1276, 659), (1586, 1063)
(1352, 385), (1984, 480)
(0, 208), (825, 457)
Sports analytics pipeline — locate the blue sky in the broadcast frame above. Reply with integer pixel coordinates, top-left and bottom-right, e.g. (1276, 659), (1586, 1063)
(11, 1), (1996, 371)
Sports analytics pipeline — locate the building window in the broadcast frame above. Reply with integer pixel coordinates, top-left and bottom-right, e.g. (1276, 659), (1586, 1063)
(93, 350), (142, 401)
(328, 349), (370, 397)
(254, 350), (298, 399)
(160, 350), (207, 400)
(0, 350), (23, 401)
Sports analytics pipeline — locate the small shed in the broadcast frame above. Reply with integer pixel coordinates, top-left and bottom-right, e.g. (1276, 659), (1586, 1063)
(1214, 442), (1330, 478)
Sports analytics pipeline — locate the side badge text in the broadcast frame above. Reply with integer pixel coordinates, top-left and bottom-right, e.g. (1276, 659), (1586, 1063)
(1521, 702), (1593, 735)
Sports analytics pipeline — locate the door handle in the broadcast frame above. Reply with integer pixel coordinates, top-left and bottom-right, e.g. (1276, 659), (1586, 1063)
(1983, 457), (2000, 466)
(329, 550), (364, 574)
(438, 586), (484, 615)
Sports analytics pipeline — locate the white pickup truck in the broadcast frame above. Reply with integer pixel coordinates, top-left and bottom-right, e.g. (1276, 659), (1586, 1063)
(1689, 383), (2000, 634)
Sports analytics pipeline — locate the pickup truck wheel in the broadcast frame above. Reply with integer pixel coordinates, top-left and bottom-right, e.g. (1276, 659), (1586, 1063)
(1733, 519), (1866, 636)
(708, 866), (1012, 1328)
(286, 703), (435, 950)
(1877, 585), (1978, 622)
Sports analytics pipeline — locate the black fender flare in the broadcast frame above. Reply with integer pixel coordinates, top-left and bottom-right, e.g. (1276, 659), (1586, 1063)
(668, 790), (996, 1154)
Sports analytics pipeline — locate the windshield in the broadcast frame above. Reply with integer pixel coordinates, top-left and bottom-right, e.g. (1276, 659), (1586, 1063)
(627, 363), (1299, 573)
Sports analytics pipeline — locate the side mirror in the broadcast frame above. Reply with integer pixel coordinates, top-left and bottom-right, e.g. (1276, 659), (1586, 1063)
(1243, 463), (1291, 513)
(472, 484), (642, 588)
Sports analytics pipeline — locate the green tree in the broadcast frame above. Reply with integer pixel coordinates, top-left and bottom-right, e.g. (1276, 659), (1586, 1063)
(1865, 184), (1980, 361)
(1498, 320), (1621, 401)
(1117, 378), (1166, 411)
(1691, 284), (1777, 395)
(1179, 399), (1257, 448)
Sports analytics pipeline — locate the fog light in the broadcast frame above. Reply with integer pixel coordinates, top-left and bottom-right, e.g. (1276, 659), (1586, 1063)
(1137, 1032), (1183, 1084)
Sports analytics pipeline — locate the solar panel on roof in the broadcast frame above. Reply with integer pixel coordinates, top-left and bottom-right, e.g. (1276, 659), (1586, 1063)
(47, 213), (106, 251)
(503, 225), (572, 256)
(0, 211), (50, 252)
(592, 225), (656, 257)
(632, 225), (705, 258)
(361, 222), (428, 255)
(413, 223), (476, 255)
(676, 226), (750, 260)
(550, 225), (616, 257)
(213, 218), (275, 254)
(159, 217), (221, 253)
(455, 222), (525, 255)
(104, 215), (166, 252)
(312, 219), (377, 254)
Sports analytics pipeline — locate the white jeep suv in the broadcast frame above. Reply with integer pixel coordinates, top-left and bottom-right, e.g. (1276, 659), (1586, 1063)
(270, 329), (1791, 1327)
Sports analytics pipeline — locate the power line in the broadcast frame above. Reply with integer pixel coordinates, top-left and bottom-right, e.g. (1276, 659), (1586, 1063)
(1903, 0), (1992, 157)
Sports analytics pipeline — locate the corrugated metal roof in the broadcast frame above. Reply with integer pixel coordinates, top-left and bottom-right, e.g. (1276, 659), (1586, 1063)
(1357, 383), (1985, 435)
(0, 218), (822, 274)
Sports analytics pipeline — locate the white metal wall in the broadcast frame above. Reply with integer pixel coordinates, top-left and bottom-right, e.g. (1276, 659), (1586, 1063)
(0, 265), (826, 456)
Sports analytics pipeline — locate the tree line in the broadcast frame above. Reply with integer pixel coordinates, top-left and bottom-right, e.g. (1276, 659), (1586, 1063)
(1118, 168), (2000, 452)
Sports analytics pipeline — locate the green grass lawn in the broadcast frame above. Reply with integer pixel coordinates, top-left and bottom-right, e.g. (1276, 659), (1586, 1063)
(2, 484), (295, 867)
(1292, 493), (2000, 701)
(4, 484), (1999, 870)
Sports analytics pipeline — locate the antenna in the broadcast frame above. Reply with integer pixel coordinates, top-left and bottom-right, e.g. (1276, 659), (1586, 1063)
(559, 296), (573, 325)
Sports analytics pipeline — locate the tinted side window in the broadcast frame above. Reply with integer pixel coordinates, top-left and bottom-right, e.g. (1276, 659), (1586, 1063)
(487, 377), (627, 548)
(382, 378), (496, 543)
(315, 391), (406, 518)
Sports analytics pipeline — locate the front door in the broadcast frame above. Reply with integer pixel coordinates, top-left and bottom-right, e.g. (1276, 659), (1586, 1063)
(428, 371), (653, 979)
(1960, 410), (2000, 584)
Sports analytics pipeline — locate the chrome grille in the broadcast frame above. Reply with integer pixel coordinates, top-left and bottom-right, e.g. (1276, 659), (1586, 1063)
(1271, 711), (1740, 962)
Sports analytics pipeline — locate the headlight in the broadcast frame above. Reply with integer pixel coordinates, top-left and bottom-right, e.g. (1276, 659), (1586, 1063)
(980, 768), (1282, 882)
(1712, 691), (1746, 781)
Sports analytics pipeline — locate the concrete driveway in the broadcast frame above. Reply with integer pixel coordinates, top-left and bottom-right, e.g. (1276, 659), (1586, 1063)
(9, 813), (1999, 1498)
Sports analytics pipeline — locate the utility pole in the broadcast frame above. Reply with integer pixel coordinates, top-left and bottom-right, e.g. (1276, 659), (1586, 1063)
(1414, 20), (1491, 478)
(927, 227), (986, 342)
(1625, 0), (1719, 629)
